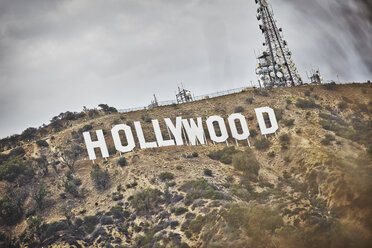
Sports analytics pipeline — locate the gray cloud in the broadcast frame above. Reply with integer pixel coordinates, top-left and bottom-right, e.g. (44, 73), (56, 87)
(0, 0), (371, 138)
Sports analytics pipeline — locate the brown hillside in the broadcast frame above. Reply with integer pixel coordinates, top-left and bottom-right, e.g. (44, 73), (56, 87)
(0, 83), (371, 248)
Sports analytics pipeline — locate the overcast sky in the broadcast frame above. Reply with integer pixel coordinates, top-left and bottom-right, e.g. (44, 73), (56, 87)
(0, 0), (371, 138)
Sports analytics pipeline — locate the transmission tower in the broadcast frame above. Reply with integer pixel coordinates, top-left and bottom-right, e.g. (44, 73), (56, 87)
(254, 0), (303, 88)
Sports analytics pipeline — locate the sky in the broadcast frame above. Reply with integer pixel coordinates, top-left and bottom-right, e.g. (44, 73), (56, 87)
(0, 0), (371, 138)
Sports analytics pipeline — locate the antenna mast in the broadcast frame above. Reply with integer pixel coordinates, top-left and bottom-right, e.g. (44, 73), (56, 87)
(254, 0), (303, 88)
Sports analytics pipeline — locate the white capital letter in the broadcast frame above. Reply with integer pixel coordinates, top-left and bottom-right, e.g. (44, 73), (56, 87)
(111, 124), (135, 153)
(228, 113), (250, 140)
(152, 119), (175, 147)
(206, 116), (229, 143)
(83, 130), (109, 160)
(134, 121), (157, 149)
(255, 107), (279, 135)
(164, 117), (184, 146)
(182, 117), (206, 146)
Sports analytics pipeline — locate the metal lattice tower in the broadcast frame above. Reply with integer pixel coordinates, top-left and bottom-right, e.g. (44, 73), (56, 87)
(254, 0), (303, 88)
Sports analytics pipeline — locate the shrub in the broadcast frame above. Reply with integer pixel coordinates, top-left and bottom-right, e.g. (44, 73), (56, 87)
(338, 102), (348, 111)
(295, 99), (320, 109)
(268, 151), (275, 158)
(203, 168), (213, 177)
(81, 124), (93, 132)
(324, 82), (337, 90)
(36, 140), (49, 148)
(63, 171), (81, 197)
(321, 134), (336, 145)
(253, 138), (270, 150)
(159, 172), (174, 181)
(279, 134), (291, 150)
(208, 147), (238, 164)
(181, 178), (224, 205)
(250, 129), (258, 138)
(304, 90), (311, 97)
(246, 97), (254, 104)
(282, 119), (295, 127)
(83, 215), (98, 233)
(0, 157), (33, 182)
(283, 171), (291, 180)
(117, 157), (127, 167)
(90, 164), (110, 190)
(0, 195), (23, 225)
(110, 205), (124, 218)
(232, 149), (260, 177)
(34, 181), (50, 209)
(171, 207), (189, 216)
(130, 188), (163, 215)
(112, 192), (123, 201)
(192, 152), (199, 158)
(234, 106), (245, 113)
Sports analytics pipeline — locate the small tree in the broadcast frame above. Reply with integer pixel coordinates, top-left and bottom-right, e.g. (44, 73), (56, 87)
(61, 144), (83, 171)
(34, 181), (50, 210)
(117, 157), (127, 167)
(90, 164), (110, 190)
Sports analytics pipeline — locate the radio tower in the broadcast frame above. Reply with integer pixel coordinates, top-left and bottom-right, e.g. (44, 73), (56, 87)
(254, 0), (303, 88)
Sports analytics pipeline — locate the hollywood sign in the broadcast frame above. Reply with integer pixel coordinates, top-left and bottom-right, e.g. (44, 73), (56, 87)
(83, 107), (278, 161)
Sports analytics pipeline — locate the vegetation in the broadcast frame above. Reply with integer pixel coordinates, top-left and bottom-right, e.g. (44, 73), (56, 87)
(295, 99), (320, 109)
(98, 104), (118, 114)
(232, 149), (260, 177)
(159, 172), (174, 181)
(83, 215), (98, 233)
(130, 188), (163, 215)
(0, 157), (33, 182)
(171, 207), (189, 216)
(253, 138), (270, 150)
(34, 181), (50, 210)
(208, 146), (238, 164)
(203, 168), (213, 177)
(90, 164), (110, 190)
(321, 133), (336, 145)
(61, 144), (83, 171)
(63, 170), (82, 197)
(279, 134), (291, 150)
(117, 157), (127, 167)
(0, 195), (23, 225)
(234, 106), (245, 113)
(181, 178), (225, 205)
(282, 119), (295, 127)
(36, 140), (49, 148)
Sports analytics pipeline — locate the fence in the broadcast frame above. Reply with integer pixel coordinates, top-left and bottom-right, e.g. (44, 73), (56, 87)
(118, 86), (249, 113)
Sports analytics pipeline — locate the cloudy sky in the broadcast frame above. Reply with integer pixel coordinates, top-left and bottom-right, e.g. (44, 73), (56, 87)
(0, 0), (371, 138)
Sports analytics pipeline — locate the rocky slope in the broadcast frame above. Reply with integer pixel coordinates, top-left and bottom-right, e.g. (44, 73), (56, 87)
(0, 83), (371, 248)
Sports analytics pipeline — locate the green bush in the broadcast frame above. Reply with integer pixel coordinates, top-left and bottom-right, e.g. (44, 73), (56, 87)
(171, 207), (188, 216)
(112, 192), (123, 201)
(246, 97), (254, 104)
(282, 119), (295, 127)
(159, 172), (174, 181)
(279, 134), (291, 150)
(304, 90), (311, 97)
(36, 140), (49, 148)
(0, 195), (23, 225)
(110, 205), (124, 218)
(117, 157), (127, 167)
(83, 215), (98, 233)
(81, 124), (93, 132)
(90, 164), (110, 190)
(232, 149), (260, 176)
(63, 171), (81, 197)
(130, 188), (163, 215)
(192, 152), (199, 157)
(181, 178), (224, 205)
(0, 157), (33, 182)
(203, 168), (213, 177)
(323, 82), (337, 90)
(253, 138), (270, 150)
(234, 106), (245, 113)
(321, 133), (336, 145)
(207, 146), (238, 164)
(295, 99), (320, 109)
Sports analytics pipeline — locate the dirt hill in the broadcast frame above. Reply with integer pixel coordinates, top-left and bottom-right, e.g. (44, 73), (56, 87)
(0, 83), (371, 248)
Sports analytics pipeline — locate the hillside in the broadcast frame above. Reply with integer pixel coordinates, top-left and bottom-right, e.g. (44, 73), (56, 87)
(0, 83), (371, 248)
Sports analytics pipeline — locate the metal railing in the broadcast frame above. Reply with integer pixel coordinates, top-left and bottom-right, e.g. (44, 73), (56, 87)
(118, 86), (249, 113)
